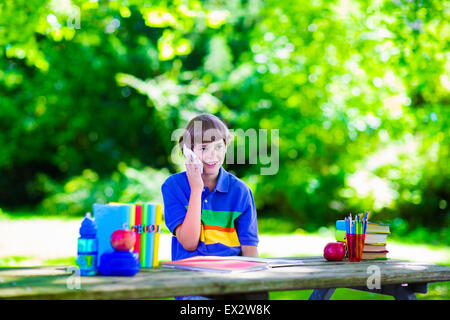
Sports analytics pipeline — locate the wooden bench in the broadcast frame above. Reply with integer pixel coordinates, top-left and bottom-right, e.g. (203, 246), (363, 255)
(0, 257), (449, 300)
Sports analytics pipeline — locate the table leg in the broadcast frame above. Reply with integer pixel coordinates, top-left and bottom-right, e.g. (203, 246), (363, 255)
(392, 285), (417, 300)
(308, 288), (336, 300)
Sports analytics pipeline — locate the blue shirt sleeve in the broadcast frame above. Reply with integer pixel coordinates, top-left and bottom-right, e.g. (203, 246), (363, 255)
(161, 178), (187, 236)
(234, 187), (259, 246)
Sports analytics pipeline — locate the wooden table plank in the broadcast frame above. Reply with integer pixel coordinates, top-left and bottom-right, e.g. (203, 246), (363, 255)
(1, 258), (449, 299)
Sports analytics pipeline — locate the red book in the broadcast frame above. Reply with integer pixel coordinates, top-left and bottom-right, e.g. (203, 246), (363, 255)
(134, 204), (142, 255)
(362, 251), (389, 260)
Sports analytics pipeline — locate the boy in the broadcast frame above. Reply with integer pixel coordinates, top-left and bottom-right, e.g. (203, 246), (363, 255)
(161, 113), (259, 300)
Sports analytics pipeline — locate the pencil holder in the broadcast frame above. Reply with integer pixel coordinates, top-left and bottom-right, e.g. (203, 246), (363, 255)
(346, 234), (365, 262)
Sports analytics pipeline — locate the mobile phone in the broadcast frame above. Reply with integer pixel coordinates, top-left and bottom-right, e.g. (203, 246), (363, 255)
(183, 145), (203, 173)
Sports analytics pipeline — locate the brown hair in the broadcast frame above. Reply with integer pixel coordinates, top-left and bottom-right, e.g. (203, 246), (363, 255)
(178, 113), (233, 151)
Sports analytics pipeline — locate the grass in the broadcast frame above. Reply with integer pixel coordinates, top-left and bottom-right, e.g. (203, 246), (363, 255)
(0, 256), (76, 267)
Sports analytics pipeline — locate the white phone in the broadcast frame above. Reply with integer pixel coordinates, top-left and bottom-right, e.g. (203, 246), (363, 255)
(183, 145), (203, 173)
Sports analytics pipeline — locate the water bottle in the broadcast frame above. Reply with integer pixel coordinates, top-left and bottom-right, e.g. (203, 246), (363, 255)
(76, 212), (98, 276)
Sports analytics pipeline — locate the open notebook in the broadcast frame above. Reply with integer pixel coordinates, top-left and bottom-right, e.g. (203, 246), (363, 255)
(162, 256), (304, 273)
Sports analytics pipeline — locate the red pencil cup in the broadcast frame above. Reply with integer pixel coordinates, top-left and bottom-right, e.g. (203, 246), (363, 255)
(345, 234), (365, 262)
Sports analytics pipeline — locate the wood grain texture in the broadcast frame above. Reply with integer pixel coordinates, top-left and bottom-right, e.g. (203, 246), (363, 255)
(0, 258), (449, 299)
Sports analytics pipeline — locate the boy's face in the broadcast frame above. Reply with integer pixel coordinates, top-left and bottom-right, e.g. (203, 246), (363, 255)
(192, 140), (227, 174)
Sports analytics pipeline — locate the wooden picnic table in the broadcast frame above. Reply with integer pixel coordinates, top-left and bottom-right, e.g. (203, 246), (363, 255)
(0, 257), (449, 300)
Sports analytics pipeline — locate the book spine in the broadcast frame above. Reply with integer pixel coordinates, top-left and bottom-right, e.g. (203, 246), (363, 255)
(134, 204), (142, 260)
(146, 203), (156, 268)
(153, 204), (162, 268)
(141, 204), (148, 268)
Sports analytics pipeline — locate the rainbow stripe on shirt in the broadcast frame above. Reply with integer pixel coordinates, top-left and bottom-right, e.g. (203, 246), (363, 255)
(186, 206), (243, 247)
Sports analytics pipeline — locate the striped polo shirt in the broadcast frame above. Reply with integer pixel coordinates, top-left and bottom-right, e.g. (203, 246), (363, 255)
(161, 166), (259, 261)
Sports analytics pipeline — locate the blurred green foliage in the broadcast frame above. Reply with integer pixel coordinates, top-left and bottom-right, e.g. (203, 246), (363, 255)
(0, 0), (448, 241)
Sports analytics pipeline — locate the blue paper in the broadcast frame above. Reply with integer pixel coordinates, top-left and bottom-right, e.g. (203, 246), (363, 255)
(336, 220), (346, 231)
(93, 203), (131, 268)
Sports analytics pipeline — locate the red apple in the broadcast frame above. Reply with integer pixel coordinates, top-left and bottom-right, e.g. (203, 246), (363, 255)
(111, 229), (136, 251)
(323, 242), (346, 261)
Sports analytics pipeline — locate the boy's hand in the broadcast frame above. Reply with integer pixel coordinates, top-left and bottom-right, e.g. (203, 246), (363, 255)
(241, 245), (258, 257)
(186, 161), (204, 193)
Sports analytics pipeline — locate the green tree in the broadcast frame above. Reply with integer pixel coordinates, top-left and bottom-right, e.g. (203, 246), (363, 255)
(0, 0), (448, 242)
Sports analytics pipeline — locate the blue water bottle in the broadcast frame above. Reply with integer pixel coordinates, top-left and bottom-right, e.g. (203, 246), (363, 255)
(76, 212), (98, 276)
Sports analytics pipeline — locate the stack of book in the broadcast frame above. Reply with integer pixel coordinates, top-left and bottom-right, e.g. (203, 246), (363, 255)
(335, 220), (390, 260)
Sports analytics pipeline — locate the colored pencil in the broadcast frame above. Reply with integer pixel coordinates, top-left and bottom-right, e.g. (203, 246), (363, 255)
(357, 215), (360, 234)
